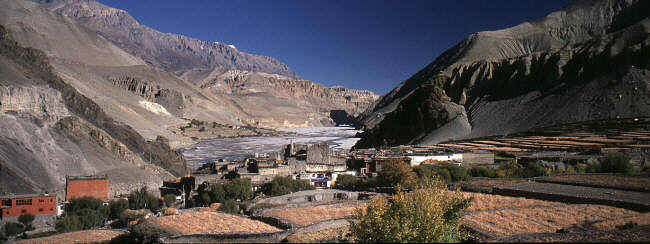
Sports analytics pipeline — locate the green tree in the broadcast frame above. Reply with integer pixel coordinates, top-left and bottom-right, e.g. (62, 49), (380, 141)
(600, 153), (632, 173)
(350, 180), (471, 242)
(3, 222), (24, 236)
(128, 187), (161, 211)
(470, 166), (497, 178)
(224, 178), (254, 201)
(224, 170), (240, 180)
(163, 194), (177, 207)
(262, 176), (315, 197)
(66, 197), (107, 217)
(18, 214), (35, 230)
(334, 174), (358, 190)
(108, 199), (129, 219)
(55, 215), (81, 233)
(218, 199), (240, 214)
(76, 208), (104, 230)
(208, 184), (227, 204)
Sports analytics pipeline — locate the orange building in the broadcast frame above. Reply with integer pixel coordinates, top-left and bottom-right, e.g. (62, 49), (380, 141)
(65, 176), (110, 201)
(1, 194), (57, 219)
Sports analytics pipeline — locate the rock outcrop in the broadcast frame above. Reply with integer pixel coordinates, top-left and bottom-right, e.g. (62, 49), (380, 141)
(356, 0), (650, 148)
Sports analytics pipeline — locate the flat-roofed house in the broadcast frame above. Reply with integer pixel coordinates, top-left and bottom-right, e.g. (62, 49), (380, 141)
(65, 176), (110, 201)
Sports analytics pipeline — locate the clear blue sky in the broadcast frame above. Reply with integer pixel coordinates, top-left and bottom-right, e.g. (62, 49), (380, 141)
(98, 0), (569, 94)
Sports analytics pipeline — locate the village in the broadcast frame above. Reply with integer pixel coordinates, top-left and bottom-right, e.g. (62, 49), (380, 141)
(1, 119), (649, 242)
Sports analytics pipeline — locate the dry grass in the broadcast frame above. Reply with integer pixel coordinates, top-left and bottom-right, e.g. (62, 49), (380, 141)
(462, 204), (638, 239)
(285, 226), (350, 243)
(265, 203), (363, 227)
(17, 230), (125, 244)
(150, 211), (280, 235)
(460, 191), (565, 212)
(592, 213), (650, 231)
(538, 174), (650, 192)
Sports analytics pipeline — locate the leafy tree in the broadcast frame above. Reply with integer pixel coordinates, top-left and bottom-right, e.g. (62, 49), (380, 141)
(65, 197), (107, 217)
(470, 166), (497, 178)
(224, 170), (240, 180)
(378, 159), (417, 187)
(108, 199), (129, 219)
(218, 199), (240, 214)
(522, 161), (547, 178)
(128, 187), (161, 212)
(55, 215), (81, 233)
(223, 178), (254, 201)
(163, 194), (177, 207)
(3, 222), (24, 236)
(600, 153), (632, 173)
(350, 180), (471, 242)
(208, 184), (227, 204)
(76, 208), (103, 230)
(262, 176), (315, 197)
(334, 174), (358, 190)
(200, 193), (211, 206)
(18, 214), (35, 230)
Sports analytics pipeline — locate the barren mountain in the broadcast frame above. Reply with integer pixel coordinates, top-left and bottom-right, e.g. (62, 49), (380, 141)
(355, 0), (650, 148)
(35, 0), (300, 80)
(35, 0), (378, 130)
(0, 24), (178, 196)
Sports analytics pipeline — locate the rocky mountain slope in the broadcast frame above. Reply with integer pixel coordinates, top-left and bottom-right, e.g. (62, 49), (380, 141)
(35, 0), (299, 80)
(355, 0), (649, 148)
(0, 24), (178, 196)
(35, 0), (378, 131)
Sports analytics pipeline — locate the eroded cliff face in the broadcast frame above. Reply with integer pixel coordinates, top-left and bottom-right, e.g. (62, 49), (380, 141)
(356, 0), (650, 148)
(199, 69), (379, 128)
(0, 24), (179, 195)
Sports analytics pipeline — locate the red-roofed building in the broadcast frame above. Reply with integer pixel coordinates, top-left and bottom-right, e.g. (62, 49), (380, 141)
(1, 194), (56, 219)
(65, 176), (110, 201)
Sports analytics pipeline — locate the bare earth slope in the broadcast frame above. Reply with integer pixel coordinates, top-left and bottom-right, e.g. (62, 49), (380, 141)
(355, 0), (650, 148)
(33, 0), (378, 130)
(0, 24), (176, 196)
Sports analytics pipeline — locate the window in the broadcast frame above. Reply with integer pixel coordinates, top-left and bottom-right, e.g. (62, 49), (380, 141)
(1, 199), (11, 207)
(39, 199), (45, 203)
(21, 209), (27, 213)
(16, 199), (32, 206)
(39, 208), (44, 212)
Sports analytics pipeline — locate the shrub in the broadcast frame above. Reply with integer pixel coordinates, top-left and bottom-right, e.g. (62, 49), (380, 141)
(224, 170), (240, 180)
(76, 208), (104, 230)
(378, 159), (417, 187)
(128, 187), (161, 212)
(18, 214), (35, 230)
(163, 194), (177, 207)
(200, 193), (211, 206)
(66, 197), (107, 217)
(108, 199), (129, 220)
(350, 180), (471, 242)
(415, 163), (469, 183)
(522, 161), (547, 178)
(4, 222), (24, 236)
(55, 215), (81, 233)
(334, 174), (358, 190)
(600, 153), (632, 173)
(218, 199), (240, 214)
(262, 176), (315, 197)
(470, 166), (497, 178)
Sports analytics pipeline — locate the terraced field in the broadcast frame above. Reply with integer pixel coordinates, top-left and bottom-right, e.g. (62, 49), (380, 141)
(460, 192), (648, 240)
(535, 174), (650, 192)
(147, 211), (281, 235)
(17, 230), (126, 244)
(431, 118), (649, 153)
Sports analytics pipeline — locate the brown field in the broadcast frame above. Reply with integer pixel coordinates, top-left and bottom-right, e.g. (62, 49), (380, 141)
(264, 203), (363, 227)
(285, 226), (350, 243)
(459, 178), (527, 193)
(17, 230), (125, 244)
(536, 174), (650, 192)
(462, 202), (639, 239)
(149, 211), (280, 235)
(460, 191), (565, 212)
(592, 212), (650, 230)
